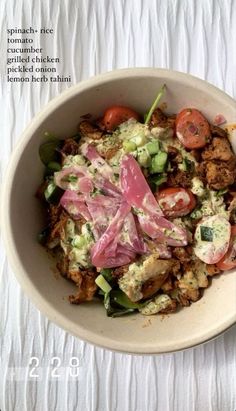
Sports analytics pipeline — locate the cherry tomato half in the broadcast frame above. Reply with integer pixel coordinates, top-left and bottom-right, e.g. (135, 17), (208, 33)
(155, 187), (197, 218)
(216, 225), (236, 270)
(176, 108), (211, 149)
(102, 105), (139, 131)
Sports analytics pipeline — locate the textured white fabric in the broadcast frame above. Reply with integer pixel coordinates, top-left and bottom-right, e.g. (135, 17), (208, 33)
(1, 1), (236, 410)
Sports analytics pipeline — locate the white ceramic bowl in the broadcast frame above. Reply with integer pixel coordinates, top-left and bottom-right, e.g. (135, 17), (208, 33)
(2, 68), (236, 354)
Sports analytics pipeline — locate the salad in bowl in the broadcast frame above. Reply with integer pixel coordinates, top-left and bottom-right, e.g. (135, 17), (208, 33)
(37, 86), (236, 318)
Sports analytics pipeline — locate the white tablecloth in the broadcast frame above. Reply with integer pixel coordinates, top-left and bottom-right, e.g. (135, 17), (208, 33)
(1, 1), (236, 410)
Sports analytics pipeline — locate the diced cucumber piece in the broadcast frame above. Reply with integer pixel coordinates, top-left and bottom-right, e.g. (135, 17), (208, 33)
(130, 133), (146, 147)
(137, 148), (151, 167)
(146, 140), (159, 155)
(82, 222), (95, 241)
(123, 140), (137, 152)
(150, 151), (168, 173)
(95, 275), (112, 293)
(44, 183), (53, 201)
(71, 235), (87, 248)
(44, 181), (63, 204)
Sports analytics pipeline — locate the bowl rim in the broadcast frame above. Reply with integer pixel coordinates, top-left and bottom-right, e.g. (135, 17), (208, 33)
(1, 67), (236, 354)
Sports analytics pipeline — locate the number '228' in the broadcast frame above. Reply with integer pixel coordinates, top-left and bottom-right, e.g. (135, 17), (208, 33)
(28, 356), (80, 378)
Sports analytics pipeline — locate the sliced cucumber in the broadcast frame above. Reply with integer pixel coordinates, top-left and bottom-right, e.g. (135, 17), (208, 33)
(123, 140), (137, 152)
(145, 140), (159, 155)
(150, 151), (168, 173)
(44, 181), (63, 204)
(71, 235), (87, 248)
(137, 148), (151, 168)
(130, 133), (146, 147)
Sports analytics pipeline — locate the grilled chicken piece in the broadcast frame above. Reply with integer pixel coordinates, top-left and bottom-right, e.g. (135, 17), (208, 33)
(177, 271), (201, 303)
(150, 108), (176, 129)
(61, 138), (80, 156)
(205, 161), (236, 190)
(69, 269), (97, 304)
(206, 264), (221, 276)
(47, 208), (68, 245)
(159, 299), (177, 314)
(168, 146), (183, 162)
(141, 271), (170, 299)
(172, 246), (192, 263)
(118, 254), (174, 302)
(167, 169), (193, 188)
(202, 137), (235, 162)
(150, 108), (168, 126)
(210, 124), (228, 139)
(199, 136), (236, 189)
(112, 265), (129, 279)
(56, 252), (69, 277)
(161, 277), (173, 292)
(78, 120), (103, 140)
